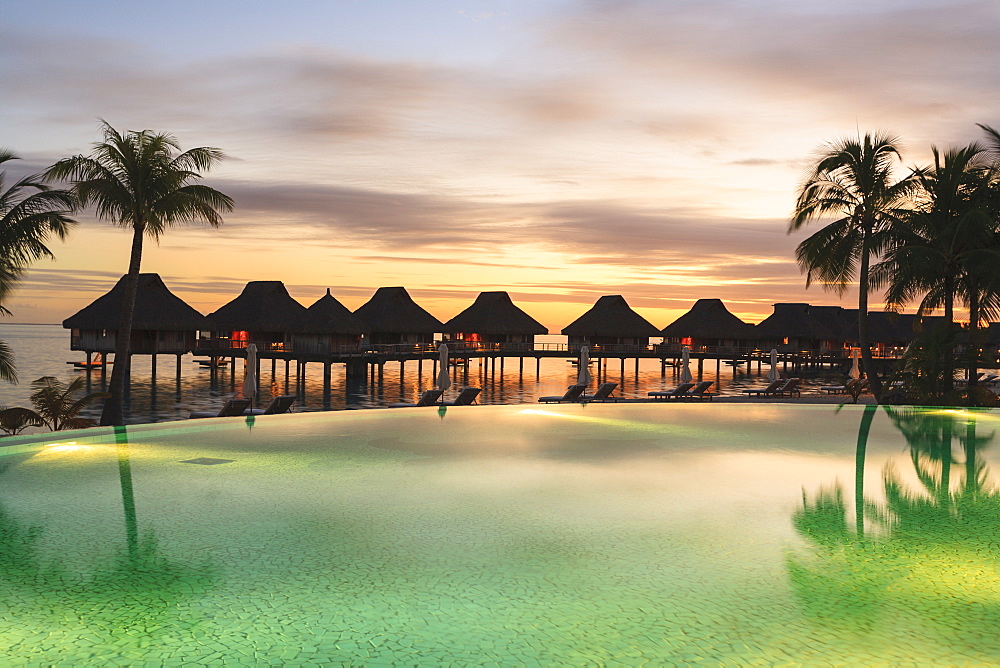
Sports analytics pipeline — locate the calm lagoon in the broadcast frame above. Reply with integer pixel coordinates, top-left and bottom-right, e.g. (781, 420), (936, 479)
(0, 324), (849, 425)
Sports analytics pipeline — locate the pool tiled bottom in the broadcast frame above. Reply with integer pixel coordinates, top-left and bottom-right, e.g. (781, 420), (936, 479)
(2, 404), (1000, 664)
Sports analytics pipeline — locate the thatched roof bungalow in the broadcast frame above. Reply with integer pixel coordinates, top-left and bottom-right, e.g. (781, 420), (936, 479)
(660, 299), (755, 349)
(754, 303), (851, 352)
(443, 291), (547, 346)
(561, 295), (660, 347)
(845, 311), (947, 355)
(353, 286), (444, 345)
(290, 289), (369, 354)
(206, 281), (306, 350)
(63, 273), (210, 354)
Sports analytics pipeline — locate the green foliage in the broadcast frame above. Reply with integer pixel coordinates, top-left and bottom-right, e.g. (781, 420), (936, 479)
(0, 150), (76, 384)
(882, 326), (999, 407)
(24, 376), (109, 431)
(0, 406), (43, 435)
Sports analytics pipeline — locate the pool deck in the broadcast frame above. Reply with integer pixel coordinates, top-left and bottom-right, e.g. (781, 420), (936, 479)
(593, 393), (876, 405)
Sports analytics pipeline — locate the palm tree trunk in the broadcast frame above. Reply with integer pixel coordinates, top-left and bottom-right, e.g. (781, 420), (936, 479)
(967, 287), (980, 394)
(857, 236), (882, 402)
(943, 274), (955, 394)
(99, 222), (145, 426)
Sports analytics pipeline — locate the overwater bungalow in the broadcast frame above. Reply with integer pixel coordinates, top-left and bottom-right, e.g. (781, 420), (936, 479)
(660, 299), (755, 350)
(561, 295), (661, 348)
(63, 273), (210, 356)
(290, 289), (368, 355)
(846, 310), (947, 356)
(353, 286), (444, 346)
(205, 281), (307, 351)
(443, 291), (547, 347)
(755, 303), (850, 353)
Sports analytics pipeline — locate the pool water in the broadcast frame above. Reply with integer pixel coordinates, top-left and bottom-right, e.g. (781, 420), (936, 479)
(2, 404), (1000, 665)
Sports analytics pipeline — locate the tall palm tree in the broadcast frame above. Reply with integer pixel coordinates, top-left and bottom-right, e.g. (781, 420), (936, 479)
(790, 132), (915, 402)
(46, 122), (233, 426)
(0, 150), (76, 383)
(872, 143), (1000, 391)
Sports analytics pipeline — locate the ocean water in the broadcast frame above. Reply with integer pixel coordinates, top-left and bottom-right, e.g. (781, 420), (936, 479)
(0, 324), (847, 427)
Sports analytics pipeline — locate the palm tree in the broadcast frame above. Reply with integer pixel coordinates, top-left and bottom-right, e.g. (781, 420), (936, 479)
(790, 132), (916, 402)
(23, 376), (109, 431)
(0, 406), (43, 435)
(0, 150), (76, 382)
(46, 122), (233, 426)
(872, 143), (1000, 392)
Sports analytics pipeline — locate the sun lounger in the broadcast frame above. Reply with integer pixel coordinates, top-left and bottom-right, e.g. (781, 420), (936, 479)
(742, 379), (784, 397)
(189, 398), (252, 418)
(538, 385), (587, 403)
(440, 387), (481, 406)
(246, 394), (296, 415)
(683, 380), (717, 401)
(772, 377), (801, 397)
(581, 382), (618, 402)
(648, 382), (696, 400)
(820, 378), (867, 395)
(389, 389), (444, 408)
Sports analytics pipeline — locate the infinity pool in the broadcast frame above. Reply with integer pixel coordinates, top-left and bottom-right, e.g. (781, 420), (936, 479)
(2, 404), (1000, 664)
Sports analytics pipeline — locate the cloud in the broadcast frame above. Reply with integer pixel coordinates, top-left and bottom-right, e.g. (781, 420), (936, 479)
(549, 0), (1000, 138)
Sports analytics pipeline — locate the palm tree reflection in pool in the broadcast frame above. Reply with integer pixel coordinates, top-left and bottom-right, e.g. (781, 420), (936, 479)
(789, 407), (1000, 651)
(0, 432), (218, 655)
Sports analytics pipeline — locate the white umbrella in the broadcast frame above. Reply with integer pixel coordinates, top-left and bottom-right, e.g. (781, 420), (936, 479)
(243, 343), (258, 409)
(680, 346), (693, 383)
(848, 349), (860, 380)
(767, 348), (779, 382)
(436, 343), (452, 393)
(577, 345), (592, 388)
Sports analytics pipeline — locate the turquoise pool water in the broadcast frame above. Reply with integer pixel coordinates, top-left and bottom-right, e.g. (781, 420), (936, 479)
(2, 404), (1000, 665)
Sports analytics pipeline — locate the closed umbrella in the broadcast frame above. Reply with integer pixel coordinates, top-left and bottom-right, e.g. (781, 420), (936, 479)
(577, 345), (592, 388)
(242, 343), (258, 410)
(680, 346), (693, 383)
(436, 343), (451, 394)
(848, 349), (860, 380)
(767, 348), (779, 382)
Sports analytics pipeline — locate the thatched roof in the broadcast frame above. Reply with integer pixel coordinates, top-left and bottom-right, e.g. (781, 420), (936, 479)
(353, 287), (444, 333)
(206, 281), (306, 332)
(847, 311), (947, 343)
(660, 299), (755, 340)
(754, 303), (849, 341)
(443, 291), (547, 336)
(63, 274), (210, 330)
(561, 295), (661, 338)
(293, 289), (368, 335)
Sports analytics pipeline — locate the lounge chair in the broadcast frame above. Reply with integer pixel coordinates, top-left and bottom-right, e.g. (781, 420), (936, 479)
(773, 377), (802, 397)
(648, 382), (696, 400)
(683, 380), (716, 401)
(189, 398), (252, 419)
(581, 382), (618, 402)
(440, 387), (481, 406)
(538, 385), (587, 403)
(389, 389), (444, 408)
(247, 394), (296, 415)
(820, 378), (867, 395)
(742, 379), (784, 397)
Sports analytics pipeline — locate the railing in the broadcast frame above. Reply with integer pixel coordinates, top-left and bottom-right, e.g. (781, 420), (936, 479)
(194, 338), (887, 360)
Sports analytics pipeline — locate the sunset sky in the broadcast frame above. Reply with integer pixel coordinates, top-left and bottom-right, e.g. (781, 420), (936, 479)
(4, 0), (999, 331)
